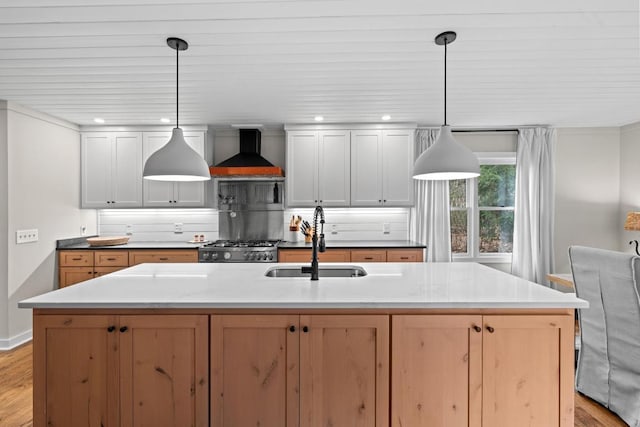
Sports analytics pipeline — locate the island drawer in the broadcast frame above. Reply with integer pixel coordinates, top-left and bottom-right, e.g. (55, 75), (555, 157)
(278, 249), (351, 263)
(94, 251), (129, 267)
(59, 251), (94, 267)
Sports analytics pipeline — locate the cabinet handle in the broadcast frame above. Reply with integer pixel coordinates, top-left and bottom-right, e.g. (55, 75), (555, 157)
(314, 200), (318, 203)
(302, 326), (309, 333)
(472, 325), (482, 333)
(400, 257), (409, 260)
(378, 200), (382, 203)
(383, 199), (387, 203)
(486, 325), (495, 333)
(106, 258), (116, 261)
(107, 326), (116, 333)
(173, 200), (177, 203)
(111, 201), (115, 204)
(289, 325), (296, 333)
(119, 326), (128, 333)
(364, 257), (373, 260)
(159, 257), (169, 261)
(72, 258), (82, 261)
(87, 271), (93, 275)
(106, 201), (111, 204)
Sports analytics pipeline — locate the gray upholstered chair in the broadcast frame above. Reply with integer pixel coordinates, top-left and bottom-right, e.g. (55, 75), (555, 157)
(569, 245), (640, 427)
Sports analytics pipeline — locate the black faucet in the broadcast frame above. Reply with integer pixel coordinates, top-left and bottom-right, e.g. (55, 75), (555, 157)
(301, 206), (326, 280)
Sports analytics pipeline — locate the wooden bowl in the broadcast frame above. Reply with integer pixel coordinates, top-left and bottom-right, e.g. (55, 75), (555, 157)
(86, 236), (130, 247)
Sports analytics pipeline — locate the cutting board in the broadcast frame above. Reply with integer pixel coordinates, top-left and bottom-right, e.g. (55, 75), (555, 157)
(86, 236), (130, 247)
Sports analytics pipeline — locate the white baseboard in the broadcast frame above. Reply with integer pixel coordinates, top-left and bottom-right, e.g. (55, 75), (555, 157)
(0, 329), (32, 351)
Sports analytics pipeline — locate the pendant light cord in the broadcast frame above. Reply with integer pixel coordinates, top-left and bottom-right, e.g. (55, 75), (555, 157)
(444, 35), (448, 126)
(176, 44), (179, 129)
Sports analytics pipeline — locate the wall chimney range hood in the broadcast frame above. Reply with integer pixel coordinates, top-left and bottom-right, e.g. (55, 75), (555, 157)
(209, 129), (284, 176)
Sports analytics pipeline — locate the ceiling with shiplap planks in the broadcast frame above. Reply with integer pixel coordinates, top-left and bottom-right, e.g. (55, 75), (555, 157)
(0, 0), (638, 127)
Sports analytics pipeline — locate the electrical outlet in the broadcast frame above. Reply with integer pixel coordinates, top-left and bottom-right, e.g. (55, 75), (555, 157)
(125, 224), (133, 235)
(16, 229), (38, 244)
(174, 223), (183, 234)
(80, 225), (87, 236)
(382, 223), (391, 234)
(331, 224), (338, 235)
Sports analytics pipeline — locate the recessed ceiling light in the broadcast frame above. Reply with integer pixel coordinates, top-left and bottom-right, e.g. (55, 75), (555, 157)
(381, 115), (391, 121)
(314, 116), (324, 122)
(93, 118), (105, 124)
(160, 118), (171, 123)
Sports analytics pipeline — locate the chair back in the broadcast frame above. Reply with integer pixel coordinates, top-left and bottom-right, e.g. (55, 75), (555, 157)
(569, 245), (640, 426)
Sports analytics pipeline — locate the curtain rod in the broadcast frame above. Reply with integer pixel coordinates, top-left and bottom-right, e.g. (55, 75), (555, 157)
(452, 129), (518, 133)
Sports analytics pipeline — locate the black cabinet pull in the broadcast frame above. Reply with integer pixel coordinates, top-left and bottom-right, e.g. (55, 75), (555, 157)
(107, 326), (116, 333)
(472, 325), (482, 333)
(119, 326), (128, 333)
(302, 326), (309, 333)
(289, 325), (296, 333)
(486, 325), (495, 333)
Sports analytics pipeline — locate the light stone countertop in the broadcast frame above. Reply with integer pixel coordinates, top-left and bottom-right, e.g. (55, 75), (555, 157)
(19, 262), (588, 310)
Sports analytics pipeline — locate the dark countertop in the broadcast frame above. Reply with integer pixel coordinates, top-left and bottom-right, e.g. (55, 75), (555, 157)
(57, 236), (204, 250)
(278, 240), (426, 249)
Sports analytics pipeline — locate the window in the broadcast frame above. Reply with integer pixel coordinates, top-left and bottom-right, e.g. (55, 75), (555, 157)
(450, 153), (516, 262)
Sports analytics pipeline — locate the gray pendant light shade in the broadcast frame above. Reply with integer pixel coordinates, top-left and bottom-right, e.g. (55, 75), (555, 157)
(413, 31), (480, 181)
(143, 37), (210, 182)
(143, 128), (210, 181)
(413, 126), (480, 180)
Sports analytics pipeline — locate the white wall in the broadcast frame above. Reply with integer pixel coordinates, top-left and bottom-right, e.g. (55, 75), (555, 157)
(0, 104), (8, 341)
(619, 121), (640, 252)
(1, 102), (97, 349)
(554, 127), (621, 273)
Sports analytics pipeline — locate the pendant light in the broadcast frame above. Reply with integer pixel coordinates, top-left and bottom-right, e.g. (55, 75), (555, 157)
(143, 37), (210, 182)
(413, 31), (480, 180)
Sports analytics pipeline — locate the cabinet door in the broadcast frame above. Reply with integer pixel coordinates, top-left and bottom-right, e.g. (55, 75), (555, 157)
(81, 133), (113, 208)
(59, 267), (96, 287)
(142, 132), (176, 207)
(382, 130), (414, 206)
(286, 131), (319, 207)
(351, 130), (383, 206)
(482, 315), (575, 427)
(119, 315), (209, 427)
(318, 131), (350, 206)
(300, 315), (389, 427)
(112, 133), (143, 207)
(211, 315), (300, 427)
(391, 315), (482, 427)
(33, 315), (118, 427)
(174, 132), (206, 206)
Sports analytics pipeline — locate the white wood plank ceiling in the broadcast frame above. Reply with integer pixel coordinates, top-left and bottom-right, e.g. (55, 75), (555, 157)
(0, 0), (638, 127)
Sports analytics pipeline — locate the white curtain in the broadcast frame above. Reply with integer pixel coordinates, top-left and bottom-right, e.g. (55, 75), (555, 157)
(511, 127), (556, 284)
(410, 128), (452, 262)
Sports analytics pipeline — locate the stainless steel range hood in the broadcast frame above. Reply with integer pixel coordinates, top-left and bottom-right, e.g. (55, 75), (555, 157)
(209, 129), (284, 177)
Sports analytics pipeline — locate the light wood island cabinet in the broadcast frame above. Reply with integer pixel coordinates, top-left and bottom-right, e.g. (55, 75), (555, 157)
(211, 315), (388, 427)
(34, 314), (208, 427)
(392, 314), (575, 427)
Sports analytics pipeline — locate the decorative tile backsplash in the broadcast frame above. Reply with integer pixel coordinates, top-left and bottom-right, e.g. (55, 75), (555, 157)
(99, 208), (410, 242)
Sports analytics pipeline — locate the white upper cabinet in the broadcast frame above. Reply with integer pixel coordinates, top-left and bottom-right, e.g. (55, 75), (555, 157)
(81, 132), (142, 208)
(142, 131), (207, 207)
(381, 129), (414, 206)
(351, 128), (414, 206)
(286, 130), (350, 207)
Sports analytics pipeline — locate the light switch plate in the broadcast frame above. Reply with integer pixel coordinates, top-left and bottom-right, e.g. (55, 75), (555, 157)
(126, 224), (133, 235)
(382, 223), (391, 234)
(16, 229), (38, 244)
(174, 223), (183, 234)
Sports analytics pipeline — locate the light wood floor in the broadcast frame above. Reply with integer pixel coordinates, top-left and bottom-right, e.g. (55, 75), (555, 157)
(0, 342), (630, 427)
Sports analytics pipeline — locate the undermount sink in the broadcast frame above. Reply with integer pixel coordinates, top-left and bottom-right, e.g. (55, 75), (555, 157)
(264, 265), (368, 278)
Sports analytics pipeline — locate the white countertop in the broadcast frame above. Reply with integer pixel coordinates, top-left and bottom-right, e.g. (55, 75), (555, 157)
(19, 262), (587, 309)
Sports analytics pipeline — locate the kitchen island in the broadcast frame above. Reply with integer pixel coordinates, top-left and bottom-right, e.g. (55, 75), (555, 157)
(20, 262), (586, 427)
